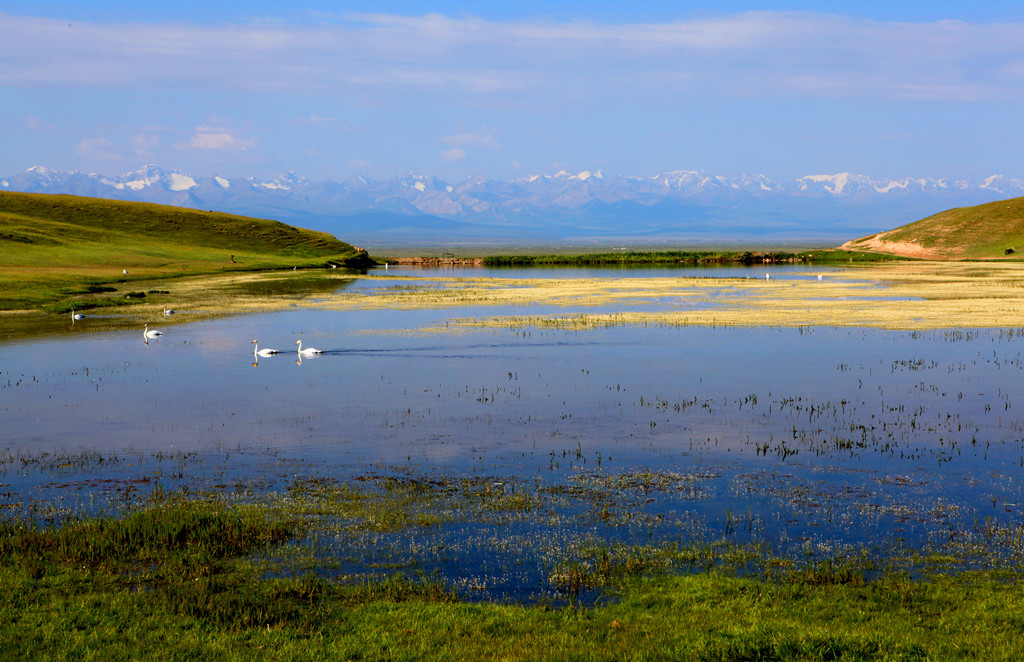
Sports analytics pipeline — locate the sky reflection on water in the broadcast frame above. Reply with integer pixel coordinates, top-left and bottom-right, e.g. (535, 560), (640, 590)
(2, 267), (1023, 599)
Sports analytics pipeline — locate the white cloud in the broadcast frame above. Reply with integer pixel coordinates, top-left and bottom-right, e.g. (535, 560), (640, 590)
(294, 115), (335, 126)
(25, 116), (57, 132)
(1, 12), (1023, 102)
(442, 129), (501, 149)
(441, 148), (466, 162)
(183, 126), (256, 151)
(76, 136), (121, 160)
(131, 133), (159, 154)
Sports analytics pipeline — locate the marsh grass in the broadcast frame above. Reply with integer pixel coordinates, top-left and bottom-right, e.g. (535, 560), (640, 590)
(4, 488), (1024, 659)
(11, 248), (1024, 339)
(350, 261), (1024, 331)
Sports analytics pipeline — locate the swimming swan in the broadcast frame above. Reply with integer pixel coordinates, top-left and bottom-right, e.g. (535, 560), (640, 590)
(252, 339), (280, 357)
(144, 324), (163, 338)
(72, 310), (85, 320)
(296, 340), (324, 356)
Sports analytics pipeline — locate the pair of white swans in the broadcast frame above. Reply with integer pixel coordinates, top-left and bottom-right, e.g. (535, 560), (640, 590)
(252, 339), (323, 357)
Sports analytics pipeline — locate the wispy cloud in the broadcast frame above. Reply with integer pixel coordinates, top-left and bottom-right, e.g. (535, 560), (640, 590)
(442, 128), (501, 149)
(181, 125), (256, 151)
(25, 116), (57, 132)
(131, 133), (159, 157)
(2, 12), (1023, 102)
(440, 147), (466, 162)
(294, 115), (336, 126)
(76, 136), (121, 161)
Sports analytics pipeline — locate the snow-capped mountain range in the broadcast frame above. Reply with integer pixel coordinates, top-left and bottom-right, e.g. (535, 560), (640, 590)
(3, 165), (1022, 246)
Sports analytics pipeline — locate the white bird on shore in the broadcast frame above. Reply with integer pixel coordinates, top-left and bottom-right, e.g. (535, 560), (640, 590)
(144, 324), (163, 338)
(296, 340), (323, 356)
(252, 339), (279, 357)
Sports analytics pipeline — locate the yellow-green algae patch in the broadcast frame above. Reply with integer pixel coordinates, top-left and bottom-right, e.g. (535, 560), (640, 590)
(309, 262), (1024, 331)
(323, 275), (725, 309)
(21, 261), (1024, 334)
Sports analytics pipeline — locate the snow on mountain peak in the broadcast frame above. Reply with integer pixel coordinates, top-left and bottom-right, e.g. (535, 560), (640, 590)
(7, 166), (1024, 235)
(799, 173), (856, 195)
(168, 173), (197, 192)
(653, 171), (708, 189)
(982, 175), (1004, 189)
(256, 171), (310, 191)
(108, 164), (164, 191)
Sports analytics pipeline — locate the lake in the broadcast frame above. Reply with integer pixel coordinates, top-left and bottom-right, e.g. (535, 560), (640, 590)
(3, 264), (1023, 600)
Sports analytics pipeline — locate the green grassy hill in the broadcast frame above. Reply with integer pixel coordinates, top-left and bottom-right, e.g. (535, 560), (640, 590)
(841, 196), (1024, 259)
(0, 191), (371, 311)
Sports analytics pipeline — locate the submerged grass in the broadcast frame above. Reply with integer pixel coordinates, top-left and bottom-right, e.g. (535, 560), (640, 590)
(3, 489), (1024, 660)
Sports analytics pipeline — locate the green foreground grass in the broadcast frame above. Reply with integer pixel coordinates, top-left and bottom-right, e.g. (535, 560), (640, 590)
(3, 497), (1023, 661)
(0, 191), (372, 312)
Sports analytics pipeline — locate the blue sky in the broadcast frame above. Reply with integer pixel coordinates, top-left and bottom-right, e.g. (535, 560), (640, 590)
(3, 1), (1024, 182)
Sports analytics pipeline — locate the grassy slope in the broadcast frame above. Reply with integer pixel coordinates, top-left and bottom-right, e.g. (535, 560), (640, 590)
(0, 191), (370, 310)
(843, 196), (1024, 259)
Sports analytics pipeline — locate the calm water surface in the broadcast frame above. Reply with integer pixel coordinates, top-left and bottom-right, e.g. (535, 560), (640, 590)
(3, 265), (1023, 598)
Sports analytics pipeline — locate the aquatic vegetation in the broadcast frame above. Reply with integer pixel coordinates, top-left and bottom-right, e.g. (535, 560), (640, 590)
(7, 261), (1024, 656)
(4, 488), (1024, 659)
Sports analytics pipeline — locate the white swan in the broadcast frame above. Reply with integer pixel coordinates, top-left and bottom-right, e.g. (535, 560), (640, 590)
(72, 310), (85, 320)
(252, 339), (279, 357)
(295, 339), (324, 356)
(144, 323), (163, 338)
(163, 308), (175, 315)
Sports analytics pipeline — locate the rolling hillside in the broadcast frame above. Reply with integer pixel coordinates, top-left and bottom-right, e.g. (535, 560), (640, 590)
(841, 197), (1024, 259)
(0, 191), (371, 311)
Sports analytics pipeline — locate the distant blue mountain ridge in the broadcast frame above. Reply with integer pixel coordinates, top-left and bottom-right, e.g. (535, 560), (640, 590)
(4, 165), (1021, 247)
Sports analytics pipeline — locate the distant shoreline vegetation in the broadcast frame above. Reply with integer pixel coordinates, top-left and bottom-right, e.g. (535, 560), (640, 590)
(474, 249), (898, 267)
